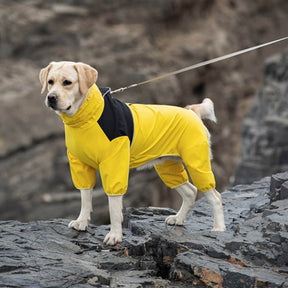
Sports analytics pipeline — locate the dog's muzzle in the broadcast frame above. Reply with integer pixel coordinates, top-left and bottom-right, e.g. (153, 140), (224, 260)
(47, 93), (58, 109)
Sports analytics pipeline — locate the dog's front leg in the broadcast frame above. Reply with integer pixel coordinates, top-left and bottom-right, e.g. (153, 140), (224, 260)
(103, 195), (123, 245)
(68, 188), (93, 231)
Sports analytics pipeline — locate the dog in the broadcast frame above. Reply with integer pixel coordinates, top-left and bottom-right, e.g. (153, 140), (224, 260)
(39, 61), (226, 245)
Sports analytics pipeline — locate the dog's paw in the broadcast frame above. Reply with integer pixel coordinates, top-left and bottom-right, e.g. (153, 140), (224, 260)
(68, 219), (89, 231)
(212, 225), (226, 232)
(165, 215), (184, 226)
(103, 231), (122, 246)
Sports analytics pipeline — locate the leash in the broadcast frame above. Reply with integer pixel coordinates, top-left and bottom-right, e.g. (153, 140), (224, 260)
(110, 36), (288, 94)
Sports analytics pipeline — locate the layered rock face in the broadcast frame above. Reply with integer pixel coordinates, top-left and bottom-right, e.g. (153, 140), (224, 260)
(1, 172), (287, 287)
(235, 51), (288, 184)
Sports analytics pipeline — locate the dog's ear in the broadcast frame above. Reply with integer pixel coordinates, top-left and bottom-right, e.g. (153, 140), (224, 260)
(74, 63), (98, 95)
(39, 62), (54, 94)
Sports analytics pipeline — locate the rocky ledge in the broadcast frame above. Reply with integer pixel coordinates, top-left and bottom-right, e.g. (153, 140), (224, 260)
(1, 172), (288, 288)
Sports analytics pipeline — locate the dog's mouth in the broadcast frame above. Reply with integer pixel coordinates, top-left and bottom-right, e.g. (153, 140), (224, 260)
(47, 103), (72, 113)
(48, 103), (57, 110)
(46, 94), (72, 113)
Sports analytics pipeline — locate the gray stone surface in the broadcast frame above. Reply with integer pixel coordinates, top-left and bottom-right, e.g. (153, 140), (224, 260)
(270, 171), (288, 202)
(1, 172), (288, 287)
(235, 51), (288, 185)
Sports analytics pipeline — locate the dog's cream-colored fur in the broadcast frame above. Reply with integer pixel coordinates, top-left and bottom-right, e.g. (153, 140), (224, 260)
(39, 61), (226, 245)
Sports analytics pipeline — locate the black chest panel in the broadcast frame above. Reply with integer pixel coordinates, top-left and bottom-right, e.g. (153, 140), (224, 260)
(98, 87), (134, 144)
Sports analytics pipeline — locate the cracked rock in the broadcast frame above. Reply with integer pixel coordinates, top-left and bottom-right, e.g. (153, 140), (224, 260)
(0, 172), (288, 287)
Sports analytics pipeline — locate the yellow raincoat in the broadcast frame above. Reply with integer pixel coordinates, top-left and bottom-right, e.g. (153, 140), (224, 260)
(60, 84), (215, 196)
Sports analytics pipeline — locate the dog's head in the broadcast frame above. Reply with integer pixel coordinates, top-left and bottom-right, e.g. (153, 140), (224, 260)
(39, 61), (98, 116)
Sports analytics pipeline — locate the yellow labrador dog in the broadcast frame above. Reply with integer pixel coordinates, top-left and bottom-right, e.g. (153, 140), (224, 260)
(39, 61), (226, 245)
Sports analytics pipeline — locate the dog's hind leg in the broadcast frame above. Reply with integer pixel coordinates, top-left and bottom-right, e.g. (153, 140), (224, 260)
(68, 188), (93, 231)
(204, 189), (226, 231)
(154, 159), (194, 225)
(165, 182), (197, 225)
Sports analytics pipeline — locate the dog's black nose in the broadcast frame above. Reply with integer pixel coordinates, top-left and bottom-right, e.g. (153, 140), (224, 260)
(47, 93), (58, 109)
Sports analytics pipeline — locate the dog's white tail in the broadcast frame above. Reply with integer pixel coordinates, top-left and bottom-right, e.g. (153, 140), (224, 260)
(185, 98), (217, 123)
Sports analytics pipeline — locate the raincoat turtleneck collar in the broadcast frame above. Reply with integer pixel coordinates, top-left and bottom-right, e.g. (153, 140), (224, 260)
(60, 84), (104, 128)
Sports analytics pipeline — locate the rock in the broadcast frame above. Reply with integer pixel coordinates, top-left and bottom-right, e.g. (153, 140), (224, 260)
(235, 51), (288, 185)
(281, 181), (288, 200)
(270, 171), (288, 202)
(0, 172), (288, 287)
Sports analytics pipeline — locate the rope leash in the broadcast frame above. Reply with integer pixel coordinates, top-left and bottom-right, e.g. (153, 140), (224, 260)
(110, 36), (288, 94)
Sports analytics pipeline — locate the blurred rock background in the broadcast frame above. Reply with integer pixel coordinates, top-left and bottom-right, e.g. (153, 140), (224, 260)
(0, 0), (287, 224)
(234, 52), (288, 184)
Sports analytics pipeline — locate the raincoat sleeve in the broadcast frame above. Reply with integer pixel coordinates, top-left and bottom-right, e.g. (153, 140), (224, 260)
(67, 150), (96, 190)
(99, 137), (130, 196)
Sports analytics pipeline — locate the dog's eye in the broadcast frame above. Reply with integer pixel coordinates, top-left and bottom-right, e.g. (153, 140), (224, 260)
(48, 80), (54, 85)
(63, 80), (72, 86)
